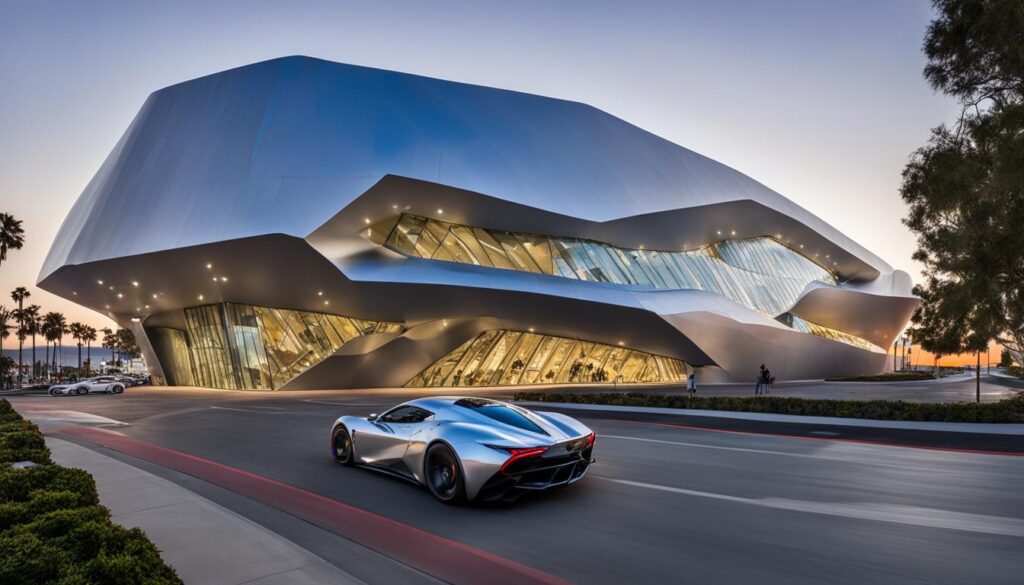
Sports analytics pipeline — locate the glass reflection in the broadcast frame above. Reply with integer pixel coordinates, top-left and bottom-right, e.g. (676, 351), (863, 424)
(383, 214), (836, 319)
(182, 303), (403, 390)
(406, 330), (691, 387)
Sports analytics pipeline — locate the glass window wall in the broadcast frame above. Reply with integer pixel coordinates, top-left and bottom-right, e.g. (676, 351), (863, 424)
(406, 330), (691, 387)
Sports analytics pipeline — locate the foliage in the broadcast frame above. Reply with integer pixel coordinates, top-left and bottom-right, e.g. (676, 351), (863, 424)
(0, 213), (25, 265)
(999, 348), (1013, 368)
(0, 399), (182, 584)
(514, 392), (1024, 424)
(825, 371), (936, 382)
(903, 0), (1024, 359)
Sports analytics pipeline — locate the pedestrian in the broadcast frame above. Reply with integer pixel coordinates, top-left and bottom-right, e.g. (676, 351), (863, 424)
(687, 372), (697, 397)
(755, 364), (766, 395)
(762, 366), (772, 395)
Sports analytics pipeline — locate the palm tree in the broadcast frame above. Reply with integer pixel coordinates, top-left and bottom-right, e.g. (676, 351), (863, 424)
(101, 327), (115, 369)
(23, 304), (40, 381)
(42, 312), (64, 379)
(69, 322), (87, 378)
(10, 287), (28, 385)
(83, 326), (97, 376)
(0, 213), (25, 268)
(0, 306), (10, 357)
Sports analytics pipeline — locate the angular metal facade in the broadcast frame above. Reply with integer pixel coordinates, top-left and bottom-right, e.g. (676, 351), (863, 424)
(38, 56), (918, 389)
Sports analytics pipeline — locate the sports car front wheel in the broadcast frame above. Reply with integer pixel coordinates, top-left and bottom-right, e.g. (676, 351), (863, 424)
(424, 443), (466, 504)
(74, 387), (87, 396)
(331, 426), (355, 466)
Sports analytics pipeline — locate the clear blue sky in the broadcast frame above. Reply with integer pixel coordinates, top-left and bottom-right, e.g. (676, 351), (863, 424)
(0, 0), (959, 338)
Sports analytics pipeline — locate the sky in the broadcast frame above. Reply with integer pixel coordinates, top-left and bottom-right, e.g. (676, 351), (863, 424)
(0, 0), (985, 364)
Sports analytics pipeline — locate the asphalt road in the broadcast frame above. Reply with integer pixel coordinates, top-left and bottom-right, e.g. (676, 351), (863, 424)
(9, 388), (1024, 584)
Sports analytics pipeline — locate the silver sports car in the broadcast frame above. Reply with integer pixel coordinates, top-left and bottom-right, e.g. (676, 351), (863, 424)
(48, 376), (127, 396)
(330, 397), (595, 503)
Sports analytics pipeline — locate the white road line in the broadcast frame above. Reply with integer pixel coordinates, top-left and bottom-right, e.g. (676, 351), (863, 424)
(598, 434), (920, 470)
(604, 478), (1024, 538)
(20, 409), (130, 427)
(301, 399), (392, 407)
(209, 406), (296, 414)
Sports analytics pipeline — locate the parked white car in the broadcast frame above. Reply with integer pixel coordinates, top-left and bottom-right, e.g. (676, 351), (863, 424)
(49, 376), (126, 396)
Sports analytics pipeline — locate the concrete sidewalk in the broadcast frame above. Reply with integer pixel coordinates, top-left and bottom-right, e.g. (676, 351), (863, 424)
(48, 438), (362, 585)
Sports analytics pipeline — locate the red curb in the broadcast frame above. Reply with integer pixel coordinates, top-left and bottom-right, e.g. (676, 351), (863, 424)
(53, 425), (570, 585)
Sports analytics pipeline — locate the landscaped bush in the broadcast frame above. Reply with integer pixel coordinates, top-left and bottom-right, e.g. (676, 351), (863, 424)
(0, 399), (181, 585)
(514, 392), (1024, 423)
(1007, 365), (1024, 378)
(825, 371), (935, 382)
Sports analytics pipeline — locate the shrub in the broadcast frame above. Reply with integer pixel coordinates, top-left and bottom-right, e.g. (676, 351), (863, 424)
(0, 399), (181, 584)
(825, 371), (935, 382)
(514, 392), (1024, 424)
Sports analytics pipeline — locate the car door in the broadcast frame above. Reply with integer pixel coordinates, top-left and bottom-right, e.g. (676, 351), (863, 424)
(356, 406), (433, 471)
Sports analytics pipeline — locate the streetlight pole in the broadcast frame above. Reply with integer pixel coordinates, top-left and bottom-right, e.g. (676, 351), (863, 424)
(976, 351), (981, 404)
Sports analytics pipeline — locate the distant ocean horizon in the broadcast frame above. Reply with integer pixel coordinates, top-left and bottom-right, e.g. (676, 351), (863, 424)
(2, 345), (126, 366)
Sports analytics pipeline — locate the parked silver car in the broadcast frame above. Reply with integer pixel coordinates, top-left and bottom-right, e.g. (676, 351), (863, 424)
(331, 397), (595, 504)
(49, 376), (126, 396)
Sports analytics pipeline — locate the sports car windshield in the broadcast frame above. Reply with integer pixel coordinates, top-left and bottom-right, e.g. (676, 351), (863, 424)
(454, 398), (547, 435)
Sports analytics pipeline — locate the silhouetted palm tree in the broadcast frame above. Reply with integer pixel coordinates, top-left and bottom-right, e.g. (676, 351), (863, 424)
(10, 287), (28, 385)
(23, 304), (39, 381)
(83, 326), (97, 376)
(0, 213), (25, 268)
(0, 306), (10, 358)
(101, 327), (115, 368)
(42, 312), (65, 379)
(70, 322), (87, 378)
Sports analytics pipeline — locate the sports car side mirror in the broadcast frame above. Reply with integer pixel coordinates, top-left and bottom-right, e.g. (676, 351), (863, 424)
(368, 413), (379, 422)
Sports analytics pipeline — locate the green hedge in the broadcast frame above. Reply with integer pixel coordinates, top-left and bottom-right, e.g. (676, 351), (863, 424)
(0, 399), (182, 585)
(514, 392), (1024, 423)
(825, 371), (936, 382)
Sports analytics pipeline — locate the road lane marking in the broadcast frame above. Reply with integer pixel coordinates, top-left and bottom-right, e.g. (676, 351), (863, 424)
(209, 406), (299, 414)
(302, 399), (393, 407)
(17, 409), (130, 427)
(599, 434), (914, 469)
(604, 478), (1024, 538)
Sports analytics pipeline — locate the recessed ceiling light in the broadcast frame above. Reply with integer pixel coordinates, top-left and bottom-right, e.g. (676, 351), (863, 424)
(437, 209), (443, 214)
(97, 280), (103, 285)
(131, 281), (139, 287)
(117, 293), (123, 298)
(323, 300), (329, 305)
(730, 230), (736, 236)
(152, 294), (158, 299)
(144, 304), (150, 309)
(104, 305), (110, 309)
(618, 341), (625, 346)
(528, 327), (535, 332)
(72, 291), (78, 296)
(212, 277), (218, 282)
(364, 218), (371, 224)
(317, 291), (323, 296)
(391, 204), (398, 210)
(799, 244), (804, 249)
(206, 263), (212, 269)
(716, 231), (722, 235)
(108, 286), (114, 291)
(220, 277), (228, 282)
(198, 294), (204, 301)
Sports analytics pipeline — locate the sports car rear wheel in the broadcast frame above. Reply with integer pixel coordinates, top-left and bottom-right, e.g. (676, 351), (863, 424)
(332, 426), (355, 466)
(112, 385), (124, 394)
(74, 387), (87, 396)
(425, 443), (466, 504)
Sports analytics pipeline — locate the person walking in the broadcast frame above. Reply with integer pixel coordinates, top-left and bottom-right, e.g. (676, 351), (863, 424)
(762, 366), (772, 395)
(687, 372), (697, 397)
(755, 364), (767, 395)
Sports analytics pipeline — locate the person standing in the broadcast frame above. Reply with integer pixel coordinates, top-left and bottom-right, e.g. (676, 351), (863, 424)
(762, 366), (772, 395)
(687, 372), (697, 397)
(755, 364), (766, 395)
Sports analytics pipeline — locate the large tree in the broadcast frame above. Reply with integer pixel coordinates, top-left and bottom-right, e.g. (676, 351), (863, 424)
(901, 0), (1024, 399)
(0, 213), (25, 268)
